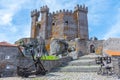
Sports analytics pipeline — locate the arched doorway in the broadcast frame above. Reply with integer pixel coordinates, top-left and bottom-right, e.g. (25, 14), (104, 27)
(90, 45), (95, 53)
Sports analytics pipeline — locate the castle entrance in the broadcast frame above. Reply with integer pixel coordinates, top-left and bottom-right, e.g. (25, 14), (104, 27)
(90, 45), (95, 53)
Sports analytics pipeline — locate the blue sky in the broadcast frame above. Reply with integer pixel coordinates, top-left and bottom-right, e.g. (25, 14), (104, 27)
(0, 0), (120, 43)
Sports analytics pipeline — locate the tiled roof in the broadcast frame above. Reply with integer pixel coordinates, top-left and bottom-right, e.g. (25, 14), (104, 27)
(105, 50), (120, 56)
(0, 41), (17, 47)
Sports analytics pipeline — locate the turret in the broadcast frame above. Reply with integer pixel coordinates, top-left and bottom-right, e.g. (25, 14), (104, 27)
(40, 5), (49, 13)
(40, 5), (49, 20)
(74, 4), (89, 40)
(31, 9), (40, 38)
(74, 4), (88, 13)
(40, 5), (49, 39)
(31, 9), (39, 18)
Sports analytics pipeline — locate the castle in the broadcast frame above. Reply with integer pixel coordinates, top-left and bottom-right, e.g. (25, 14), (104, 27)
(15, 4), (104, 55)
(16, 4), (120, 57)
(31, 4), (89, 40)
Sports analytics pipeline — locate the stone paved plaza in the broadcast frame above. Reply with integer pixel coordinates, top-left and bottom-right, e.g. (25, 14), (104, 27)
(0, 72), (119, 80)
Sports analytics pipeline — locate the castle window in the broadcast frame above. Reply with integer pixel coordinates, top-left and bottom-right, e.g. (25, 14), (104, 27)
(37, 23), (41, 29)
(65, 21), (68, 25)
(52, 23), (55, 26)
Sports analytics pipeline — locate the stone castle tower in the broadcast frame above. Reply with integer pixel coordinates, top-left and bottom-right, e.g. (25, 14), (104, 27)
(31, 4), (89, 40)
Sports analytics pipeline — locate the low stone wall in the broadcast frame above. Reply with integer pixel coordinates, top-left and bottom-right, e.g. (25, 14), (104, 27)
(42, 56), (72, 72)
(0, 56), (72, 77)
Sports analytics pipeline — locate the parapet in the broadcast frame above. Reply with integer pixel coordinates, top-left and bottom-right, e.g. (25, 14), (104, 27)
(51, 9), (73, 15)
(31, 9), (39, 17)
(74, 4), (88, 13)
(40, 5), (49, 13)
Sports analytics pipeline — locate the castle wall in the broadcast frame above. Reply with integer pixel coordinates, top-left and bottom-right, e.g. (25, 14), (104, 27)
(30, 4), (89, 41)
(47, 14), (53, 39)
(67, 39), (104, 55)
(75, 39), (87, 55)
(86, 40), (104, 54)
(78, 12), (88, 39)
(51, 13), (64, 39)
(0, 46), (22, 77)
(63, 12), (77, 40)
(47, 10), (78, 40)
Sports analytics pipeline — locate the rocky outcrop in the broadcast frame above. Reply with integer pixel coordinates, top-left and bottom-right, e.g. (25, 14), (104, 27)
(50, 39), (68, 56)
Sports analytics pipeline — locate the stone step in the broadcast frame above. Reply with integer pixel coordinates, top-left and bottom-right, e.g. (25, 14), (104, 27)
(51, 54), (101, 72)
(79, 56), (97, 59)
(51, 65), (100, 72)
(67, 59), (96, 66)
(78, 54), (101, 60)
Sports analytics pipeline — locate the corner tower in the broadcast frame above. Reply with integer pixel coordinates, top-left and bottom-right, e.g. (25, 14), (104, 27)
(74, 4), (89, 40)
(31, 9), (39, 38)
(40, 5), (49, 39)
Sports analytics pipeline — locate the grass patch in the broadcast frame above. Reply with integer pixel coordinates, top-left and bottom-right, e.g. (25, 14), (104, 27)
(40, 55), (59, 60)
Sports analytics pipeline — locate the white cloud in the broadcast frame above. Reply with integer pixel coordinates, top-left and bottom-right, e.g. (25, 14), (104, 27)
(0, 0), (31, 43)
(0, 13), (12, 25)
(0, 0), (28, 26)
(103, 8), (120, 39)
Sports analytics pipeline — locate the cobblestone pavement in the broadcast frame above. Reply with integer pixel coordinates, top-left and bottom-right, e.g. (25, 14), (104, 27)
(0, 72), (120, 80)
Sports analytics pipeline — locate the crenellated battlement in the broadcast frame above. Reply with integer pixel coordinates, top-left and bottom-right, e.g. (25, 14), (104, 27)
(31, 9), (39, 17)
(74, 4), (88, 12)
(51, 9), (73, 15)
(40, 5), (49, 13)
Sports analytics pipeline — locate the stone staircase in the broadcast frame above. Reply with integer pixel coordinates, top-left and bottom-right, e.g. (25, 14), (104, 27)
(51, 53), (101, 72)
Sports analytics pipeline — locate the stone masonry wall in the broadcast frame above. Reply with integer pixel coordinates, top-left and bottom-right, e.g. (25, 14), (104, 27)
(1, 55), (72, 77)
(103, 38), (120, 52)
(86, 40), (103, 54)
(0, 46), (21, 77)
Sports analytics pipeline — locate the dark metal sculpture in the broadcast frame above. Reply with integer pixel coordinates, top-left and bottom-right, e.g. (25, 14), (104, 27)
(17, 36), (48, 77)
(17, 49), (47, 77)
